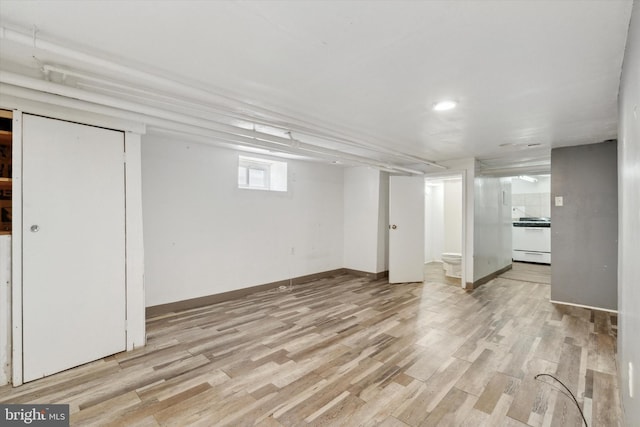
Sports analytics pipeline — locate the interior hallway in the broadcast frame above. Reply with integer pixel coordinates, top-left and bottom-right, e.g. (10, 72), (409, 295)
(0, 263), (620, 426)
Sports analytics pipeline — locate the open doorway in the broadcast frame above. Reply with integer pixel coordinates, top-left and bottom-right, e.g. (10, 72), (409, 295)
(424, 173), (465, 287)
(511, 174), (551, 265)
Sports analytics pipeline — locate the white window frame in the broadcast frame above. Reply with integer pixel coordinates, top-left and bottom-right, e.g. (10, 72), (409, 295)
(238, 155), (287, 192)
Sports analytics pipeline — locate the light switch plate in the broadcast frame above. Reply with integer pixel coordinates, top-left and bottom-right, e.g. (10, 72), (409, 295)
(555, 196), (563, 207)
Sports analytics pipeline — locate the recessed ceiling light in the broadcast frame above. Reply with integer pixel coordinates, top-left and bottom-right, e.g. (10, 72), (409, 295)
(433, 100), (457, 111)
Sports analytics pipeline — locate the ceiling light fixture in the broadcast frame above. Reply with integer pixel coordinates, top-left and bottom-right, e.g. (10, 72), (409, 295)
(433, 100), (457, 111)
(518, 175), (538, 183)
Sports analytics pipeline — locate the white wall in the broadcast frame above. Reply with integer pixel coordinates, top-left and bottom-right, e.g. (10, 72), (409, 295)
(443, 179), (462, 253)
(424, 182), (444, 262)
(425, 178), (462, 262)
(511, 175), (551, 219)
(344, 167), (379, 273)
(124, 133), (146, 349)
(344, 167), (387, 274)
(0, 235), (10, 386)
(473, 175), (512, 282)
(376, 172), (389, 273)
(142, 135), (344, 307)
(618, 1), (640, 423)
(511, 175), (551, 194)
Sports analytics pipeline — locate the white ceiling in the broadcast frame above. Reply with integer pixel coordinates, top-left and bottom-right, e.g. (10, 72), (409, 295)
(0, 0), (633, 173)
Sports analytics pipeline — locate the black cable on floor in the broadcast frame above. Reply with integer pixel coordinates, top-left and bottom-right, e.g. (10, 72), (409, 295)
(535, 373), (588, 427)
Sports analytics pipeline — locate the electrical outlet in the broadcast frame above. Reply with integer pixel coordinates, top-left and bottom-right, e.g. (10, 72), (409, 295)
(630, 362), (635, 398)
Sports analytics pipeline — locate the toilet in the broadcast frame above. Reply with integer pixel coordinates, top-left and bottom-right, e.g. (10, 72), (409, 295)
(441, 253), (462, 278)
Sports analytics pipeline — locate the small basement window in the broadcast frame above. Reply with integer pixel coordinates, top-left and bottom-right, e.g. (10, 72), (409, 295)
(238, 155), (287, 192)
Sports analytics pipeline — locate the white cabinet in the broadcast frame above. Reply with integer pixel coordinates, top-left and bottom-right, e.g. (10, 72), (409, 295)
(513, 226), (551, 264)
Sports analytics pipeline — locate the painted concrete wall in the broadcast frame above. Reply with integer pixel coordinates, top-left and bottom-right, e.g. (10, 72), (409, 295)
(123, 133), (146, 350)
(142, 135), (345, 307)
(424, 182), (444, 263)
(473, 176), (512, 282)
(444, 179), (463, 254)
(425, 178), (462, 262)
(343, 167), (389, 275)
(550, 141), (618, 310)
(376, 172), (389, 273)
(618, 1), (640, 423)
(344, 167), (381, 273)
(0, 235), (10, 386)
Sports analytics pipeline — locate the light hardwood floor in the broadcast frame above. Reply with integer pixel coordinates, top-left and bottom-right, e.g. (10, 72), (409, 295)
(0, 262), (621, 426)
(424, 262), (461, 287)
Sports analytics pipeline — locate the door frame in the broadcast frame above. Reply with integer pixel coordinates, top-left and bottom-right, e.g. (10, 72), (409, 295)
(10, 111), (146, 386)
(424, 170), (468, 289)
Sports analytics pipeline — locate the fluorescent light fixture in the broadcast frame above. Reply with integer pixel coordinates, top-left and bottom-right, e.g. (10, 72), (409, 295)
(433, 100), (457, 111)
(518, 175), (538, 183)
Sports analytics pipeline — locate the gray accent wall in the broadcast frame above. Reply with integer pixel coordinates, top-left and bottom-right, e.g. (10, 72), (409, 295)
(550, 141), (618, 310)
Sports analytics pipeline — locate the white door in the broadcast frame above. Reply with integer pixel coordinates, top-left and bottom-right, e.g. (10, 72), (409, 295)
(22, 115), (126, 382)
(389, 176), (425, 283)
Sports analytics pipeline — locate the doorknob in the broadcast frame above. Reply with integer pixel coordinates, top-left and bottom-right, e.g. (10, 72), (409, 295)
(390, 224), (397, 230)
(30, 225), (40, 232)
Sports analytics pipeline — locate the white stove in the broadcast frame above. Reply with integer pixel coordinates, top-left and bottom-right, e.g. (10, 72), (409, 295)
(512, 217), (551, 264)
